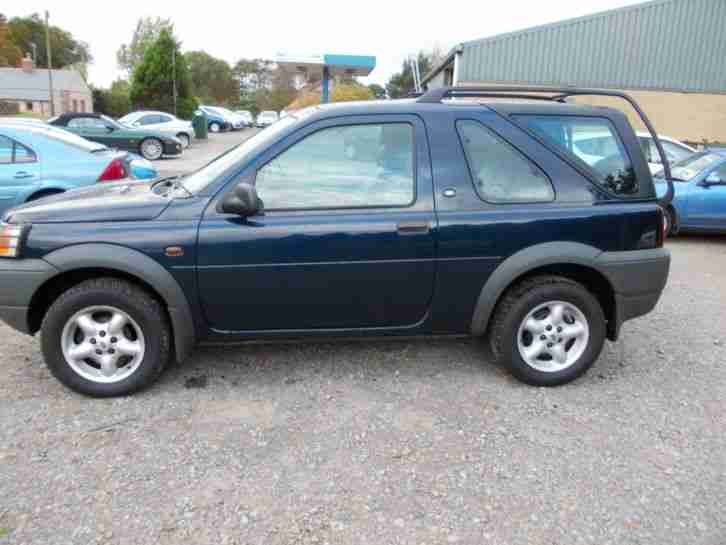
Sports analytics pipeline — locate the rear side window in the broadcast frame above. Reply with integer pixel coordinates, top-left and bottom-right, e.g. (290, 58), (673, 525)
(517, 115), (638, 197)
(456, 120), (554, 204)
(0, 135), (36, 164)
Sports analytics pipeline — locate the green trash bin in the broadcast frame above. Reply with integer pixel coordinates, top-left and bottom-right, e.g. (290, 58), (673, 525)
(192, 110), (208, 140)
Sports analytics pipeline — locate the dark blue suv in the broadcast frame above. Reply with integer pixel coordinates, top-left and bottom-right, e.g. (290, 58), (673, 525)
(0, 87), (672, 397)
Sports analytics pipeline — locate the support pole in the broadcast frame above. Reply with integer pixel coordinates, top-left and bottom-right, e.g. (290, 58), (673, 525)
(44, 11), (55, 116)
(321, 66), (330, 104)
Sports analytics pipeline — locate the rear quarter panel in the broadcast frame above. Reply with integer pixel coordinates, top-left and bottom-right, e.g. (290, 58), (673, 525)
(423, 108), (661, 333)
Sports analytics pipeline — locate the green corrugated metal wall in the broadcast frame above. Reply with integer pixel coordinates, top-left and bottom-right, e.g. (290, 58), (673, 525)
(458, 0), (726, 93)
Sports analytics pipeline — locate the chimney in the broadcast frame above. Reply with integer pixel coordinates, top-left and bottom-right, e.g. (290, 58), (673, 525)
(21, 56), (34, 73)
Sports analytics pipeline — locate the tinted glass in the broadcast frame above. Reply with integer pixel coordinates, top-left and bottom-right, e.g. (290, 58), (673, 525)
(0, 135), (12, 164)
(456, 120), (553, 204)
(14, 143), (36, 163)
(138, 115), (156, 125)
(256, 123), (415, 209)
(69, 117), (107, 130)
(518, 115), (638, 196)
(668, 153), (722, 181)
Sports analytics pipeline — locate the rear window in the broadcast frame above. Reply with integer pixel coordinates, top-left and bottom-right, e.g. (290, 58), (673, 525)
(516, 115), (640, 197)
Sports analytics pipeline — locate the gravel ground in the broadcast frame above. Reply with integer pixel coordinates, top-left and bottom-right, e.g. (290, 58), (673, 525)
(1, 238), (725, 541)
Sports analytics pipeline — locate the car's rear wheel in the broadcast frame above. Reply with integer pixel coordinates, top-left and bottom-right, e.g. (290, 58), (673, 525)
(177, 133), (191, 149)
(139, 138), (164, 160)
(209, 122), (221, 133)
(41, 278), (170, 397)
(489, 275), (606, 386)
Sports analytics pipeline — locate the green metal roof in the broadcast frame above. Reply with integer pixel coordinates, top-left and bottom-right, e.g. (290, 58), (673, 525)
(430, 0), (726, 93)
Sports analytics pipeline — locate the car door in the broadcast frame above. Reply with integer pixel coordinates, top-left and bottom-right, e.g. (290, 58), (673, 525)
(0, 134), (41, 215)
(196, 115), (436, 333)
(688, 163), (726, 230)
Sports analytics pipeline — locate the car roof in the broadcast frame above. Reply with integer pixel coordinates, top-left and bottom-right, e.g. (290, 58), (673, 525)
(294, 98), (624, 123)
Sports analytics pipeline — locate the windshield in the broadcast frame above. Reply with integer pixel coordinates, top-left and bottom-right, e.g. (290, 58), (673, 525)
(203, 107), (223, 116)
(101, 114), (127, 129)
(661, 153), (722, 182)
(118, 113), (137, 124)
(181, 109), (315, 194)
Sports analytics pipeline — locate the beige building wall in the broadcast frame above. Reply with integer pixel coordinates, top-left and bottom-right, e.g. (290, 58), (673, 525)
(458, 81), (726, 145)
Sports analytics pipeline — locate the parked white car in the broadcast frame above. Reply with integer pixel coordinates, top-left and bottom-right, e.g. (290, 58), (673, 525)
(118, 111), (194, 149)
(256, 110), (279, 128)
(235, 110), (254, 126)
(572, 129), (696, 175)
(217, 107), (249, 130)
(636, 132), (696, 174)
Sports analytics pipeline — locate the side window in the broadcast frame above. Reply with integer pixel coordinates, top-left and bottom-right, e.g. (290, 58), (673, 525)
(137, 116), (154, 126)
(517, 115), (639, 197)
(256, 123), (415, 209)
(157, 115), (173, 123)
(14, 142), (36, 163)
(456, 120), (554, 204)
(67, 118), (88, 129)
(0, 136), (13, 164)
(0, 136), (36, 164)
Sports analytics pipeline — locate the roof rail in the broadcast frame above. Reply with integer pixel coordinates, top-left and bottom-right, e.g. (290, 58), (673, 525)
(417, 86), (674, 207)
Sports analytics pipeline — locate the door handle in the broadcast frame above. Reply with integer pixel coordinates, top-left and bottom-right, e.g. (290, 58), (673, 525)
(397, 221), (430, 235)
(14, 172), (34, 179)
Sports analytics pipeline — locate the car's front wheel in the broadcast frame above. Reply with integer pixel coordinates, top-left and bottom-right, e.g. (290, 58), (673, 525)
(489, 276), (606, 386)
(139, 138), (164, 160)
(41, 278), (171, 397)
(209, 122), (221, 133)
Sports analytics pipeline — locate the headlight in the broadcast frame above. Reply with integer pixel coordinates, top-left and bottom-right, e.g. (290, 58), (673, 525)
(0, 223), (28, 258)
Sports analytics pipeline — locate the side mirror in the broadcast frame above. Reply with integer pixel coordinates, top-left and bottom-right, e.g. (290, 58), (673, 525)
(219, 182), (261, 217)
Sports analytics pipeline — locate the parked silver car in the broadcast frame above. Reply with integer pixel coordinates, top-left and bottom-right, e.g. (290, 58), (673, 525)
(256, 110), (279, 128)
(118, 111), (194, 149)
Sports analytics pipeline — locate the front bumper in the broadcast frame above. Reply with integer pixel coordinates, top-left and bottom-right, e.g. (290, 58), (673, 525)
(0, 258), (59, 335)
(162, 141), (183, 156)
(596, 248), (671, 340)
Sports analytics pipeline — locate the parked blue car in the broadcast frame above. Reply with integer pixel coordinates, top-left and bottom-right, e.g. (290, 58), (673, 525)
(198, 106), (231, 133)
(0, 123), (157, 217)
(656, 152), (726, 234)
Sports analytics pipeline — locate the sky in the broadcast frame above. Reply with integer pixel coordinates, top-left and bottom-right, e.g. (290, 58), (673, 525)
(11, 0), (646, 88)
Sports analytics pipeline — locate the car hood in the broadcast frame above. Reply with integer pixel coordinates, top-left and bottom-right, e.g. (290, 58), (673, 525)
(4, 180), (171, 224)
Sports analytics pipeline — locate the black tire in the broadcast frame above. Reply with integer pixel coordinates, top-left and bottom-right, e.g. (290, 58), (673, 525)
(177, 133), (191, 148)
(139, 138), (164, 160)
(489, 275), (606, 387)
(40, 278), (171, 397)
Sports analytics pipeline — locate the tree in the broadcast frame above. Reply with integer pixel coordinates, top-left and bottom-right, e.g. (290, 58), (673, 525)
(93, 80), (132, 118)
(117, 17), (172, 77)
(129, 29), (197, 119)
(367, 83), (386, 99)
(7, 14), (91, 69)
(333, 82), (374, 102)
(0, 14), (22, 67)
(385, 51), (437, 99)
(233, 58), (274, 93)
(185, 51), (238, 104)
